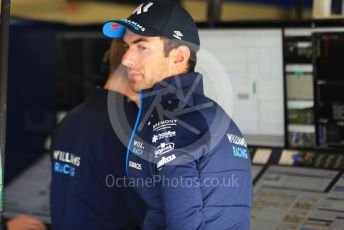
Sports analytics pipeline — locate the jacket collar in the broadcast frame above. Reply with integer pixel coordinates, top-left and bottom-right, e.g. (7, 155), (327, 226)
(139, 72), (204, 112)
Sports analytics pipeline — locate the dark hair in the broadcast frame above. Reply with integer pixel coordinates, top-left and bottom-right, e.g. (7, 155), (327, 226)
(108, 38), (126, 73)
(99, 49), (110, 84)
(99, 39), (126, 86)
(160, 37), (197, 72)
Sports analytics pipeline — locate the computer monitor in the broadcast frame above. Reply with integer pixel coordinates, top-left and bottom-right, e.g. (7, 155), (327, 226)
(197, 28), (285, 147)
(284, 27), (344, 148)
(313, 32), (344, 147)
(55, 30), (111, 111)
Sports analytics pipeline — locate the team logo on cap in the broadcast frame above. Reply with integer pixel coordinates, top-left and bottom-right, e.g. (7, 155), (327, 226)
(132, 2), (154, 15)
(173, 31), (183, 40)
(111, 23), (120, 30)
(120, 19), (146, 32)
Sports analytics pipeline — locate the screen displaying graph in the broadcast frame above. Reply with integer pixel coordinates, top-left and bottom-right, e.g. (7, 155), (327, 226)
(197, 29), (284, 146)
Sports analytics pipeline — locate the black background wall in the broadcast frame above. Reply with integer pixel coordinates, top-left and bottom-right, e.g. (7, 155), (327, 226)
(5, 22), (56, 183)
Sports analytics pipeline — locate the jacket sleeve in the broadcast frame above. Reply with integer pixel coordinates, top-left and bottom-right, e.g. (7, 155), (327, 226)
(157, 151), (205, 230)
(152, 111), (210, 230)
(153, 106), (210, 230)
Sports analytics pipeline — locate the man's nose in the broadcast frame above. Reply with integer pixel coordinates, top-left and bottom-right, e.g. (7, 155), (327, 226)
(122, 48), (134, 67)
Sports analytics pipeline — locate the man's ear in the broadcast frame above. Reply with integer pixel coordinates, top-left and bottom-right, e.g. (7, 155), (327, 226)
(174, 45), (191, 65)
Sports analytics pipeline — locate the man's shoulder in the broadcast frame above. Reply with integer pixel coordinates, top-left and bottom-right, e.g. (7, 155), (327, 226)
(151, 93), (233, 139)
(53, 104), (116, 149)
(58, 96), (110, 126)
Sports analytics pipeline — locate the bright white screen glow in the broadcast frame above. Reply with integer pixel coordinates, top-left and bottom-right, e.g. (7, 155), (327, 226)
(196, 29), (284, 146)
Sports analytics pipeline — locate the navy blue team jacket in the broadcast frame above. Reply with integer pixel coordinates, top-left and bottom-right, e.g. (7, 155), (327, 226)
(127, 72), (253, 229)
(50, 88), (147, 230)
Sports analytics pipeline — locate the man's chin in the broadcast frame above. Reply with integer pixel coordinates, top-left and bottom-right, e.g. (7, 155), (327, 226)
(129, 80), (153, 92)
(129, 81), (140, 93)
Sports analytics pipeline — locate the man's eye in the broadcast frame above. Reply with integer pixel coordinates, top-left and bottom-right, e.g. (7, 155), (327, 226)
(138, 45), (147, 51)
(123, 44), (129, 50)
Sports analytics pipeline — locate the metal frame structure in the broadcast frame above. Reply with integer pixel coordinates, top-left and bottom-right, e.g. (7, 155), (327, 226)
(0, 0), (11, 215)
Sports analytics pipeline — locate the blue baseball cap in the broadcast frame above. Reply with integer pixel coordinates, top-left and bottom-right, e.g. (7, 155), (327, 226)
(102, 21), (126, 38)
(102, 0), (200, 48)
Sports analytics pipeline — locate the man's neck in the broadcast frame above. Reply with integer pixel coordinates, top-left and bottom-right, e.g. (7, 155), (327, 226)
(104, 75), (139, 106)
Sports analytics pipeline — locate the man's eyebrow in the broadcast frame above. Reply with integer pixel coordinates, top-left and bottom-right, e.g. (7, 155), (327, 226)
(123, 37), (149, 46)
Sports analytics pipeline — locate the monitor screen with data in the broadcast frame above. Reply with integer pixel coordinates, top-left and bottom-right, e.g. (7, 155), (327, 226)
(197, 29), (284, 147)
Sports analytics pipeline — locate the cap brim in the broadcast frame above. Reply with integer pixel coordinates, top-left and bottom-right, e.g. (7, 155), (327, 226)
(102, 21), (126, 38)
(103, 19), (163, 38)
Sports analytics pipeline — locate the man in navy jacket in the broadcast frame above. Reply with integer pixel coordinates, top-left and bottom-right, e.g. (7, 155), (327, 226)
(50, 39), (146, 230)
(103, 1), (253, 229)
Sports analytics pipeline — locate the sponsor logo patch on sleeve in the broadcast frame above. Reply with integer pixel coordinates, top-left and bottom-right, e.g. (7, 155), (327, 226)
(227, 133), (247, 147)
